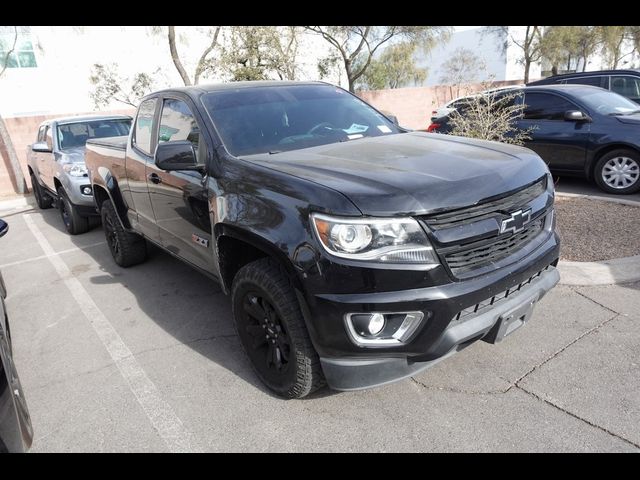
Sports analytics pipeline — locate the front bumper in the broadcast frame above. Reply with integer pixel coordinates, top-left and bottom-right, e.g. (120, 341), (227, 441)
(60, 174), (96, 211)
(321, 265), (559, 390)
(299, 229), (560, 391)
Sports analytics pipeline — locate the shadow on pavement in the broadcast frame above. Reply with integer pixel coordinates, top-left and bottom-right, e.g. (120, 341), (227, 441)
(35, 206), (336, 399)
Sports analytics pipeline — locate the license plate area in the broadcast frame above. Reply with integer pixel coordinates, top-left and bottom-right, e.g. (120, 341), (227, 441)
(483, 294), (539, 344)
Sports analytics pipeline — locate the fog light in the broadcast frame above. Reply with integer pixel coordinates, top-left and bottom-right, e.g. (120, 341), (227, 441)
(345, 311), (426, 347)
(367, 313), (385, 335)
(81, 186), (92, 195)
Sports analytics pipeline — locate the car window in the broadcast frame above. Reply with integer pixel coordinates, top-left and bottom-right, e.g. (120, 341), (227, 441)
(564, 76), (602, 88)
(57, 119), (131, 151)
(610, 76), (640, 100)
(133, 98), (157, 156)
(36, 125), (45, 142)
(44, 126), (53, 150)
(202, 84), (399, 157)
(158, 99), (200, 149)
(523, 92), (578, 120)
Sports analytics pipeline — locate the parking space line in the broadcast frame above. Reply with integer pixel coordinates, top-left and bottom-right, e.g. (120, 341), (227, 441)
(0, 241), (106, 269)
(23, 214), (200, 453)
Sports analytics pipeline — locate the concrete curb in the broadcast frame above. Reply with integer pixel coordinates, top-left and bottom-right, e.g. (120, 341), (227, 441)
(556, 191), (640, 286)
(0, 194), (36, 213)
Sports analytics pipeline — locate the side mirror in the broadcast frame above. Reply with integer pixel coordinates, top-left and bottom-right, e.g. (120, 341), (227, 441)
(155, 141), (200, 171)
(564, 110), (591, 122)
(32, 142), (52, 153)
(0, 219), (8, 238)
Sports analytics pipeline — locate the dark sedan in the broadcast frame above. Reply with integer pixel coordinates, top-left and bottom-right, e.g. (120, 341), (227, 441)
(0, 219), (33, 453)
(429, 85), (640, 194)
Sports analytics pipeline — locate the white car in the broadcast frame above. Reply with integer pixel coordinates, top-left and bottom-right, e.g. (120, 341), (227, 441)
(430, 85), (525, 122)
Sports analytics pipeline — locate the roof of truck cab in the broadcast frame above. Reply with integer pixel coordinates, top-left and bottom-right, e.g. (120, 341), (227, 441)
(39, 114), (132, 128)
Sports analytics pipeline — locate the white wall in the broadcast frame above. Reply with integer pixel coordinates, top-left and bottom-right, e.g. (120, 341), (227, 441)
(0, 26), (339, 118)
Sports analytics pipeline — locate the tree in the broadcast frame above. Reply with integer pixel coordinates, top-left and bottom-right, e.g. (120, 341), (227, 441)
(304, 26), (450, 92)
(0, 26), (27, 194)
(89, 63), (156, 108)
(439, 47), (486, 99)
(219, 26), (300, 81)
(161, 26), (222, 86)
(356, 42), (427, 90)
(597, 26), (636, 69)
(541, 26), (600, 75)
(486, 26), (543, 83)
(447, 88), (533, 146)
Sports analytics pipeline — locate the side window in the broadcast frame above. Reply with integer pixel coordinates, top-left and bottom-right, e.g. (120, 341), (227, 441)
(133, 98), (157, 156)
(44, 126), (53, 150)
(565, 76), (602, 88)
(158, 98), (204, 163)
(523, 93), (578, 120)
(158, 99), (200, 147)
(36, 125), (45, 142)
(610, 76), (640, 99)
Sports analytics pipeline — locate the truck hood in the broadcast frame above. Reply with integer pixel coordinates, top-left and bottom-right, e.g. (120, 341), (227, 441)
(242, 132), (549, 216)
(56, 146), (86, 164)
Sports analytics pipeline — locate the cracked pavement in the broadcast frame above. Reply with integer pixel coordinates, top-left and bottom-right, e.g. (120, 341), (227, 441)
(2, 205), (638, 452)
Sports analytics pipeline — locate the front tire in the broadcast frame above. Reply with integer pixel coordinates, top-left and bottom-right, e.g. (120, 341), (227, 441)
(58, 188), (90, 235)
(100, 200), (147, 267)
(594, 149), (640, 194)
(231, 258), (325, 399)
(29, 172), (53, 209)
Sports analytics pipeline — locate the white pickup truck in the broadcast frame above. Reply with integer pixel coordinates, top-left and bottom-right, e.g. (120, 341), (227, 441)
(27, 114), (131, 234)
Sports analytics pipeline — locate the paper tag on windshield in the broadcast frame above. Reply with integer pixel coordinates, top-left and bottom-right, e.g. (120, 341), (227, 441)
(377, 125), (392, 133)
(343, 123), (369, 134)
(347, 134), (364, 140)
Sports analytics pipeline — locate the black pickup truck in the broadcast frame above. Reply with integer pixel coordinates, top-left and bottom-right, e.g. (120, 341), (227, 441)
(85, 81), (560, 398)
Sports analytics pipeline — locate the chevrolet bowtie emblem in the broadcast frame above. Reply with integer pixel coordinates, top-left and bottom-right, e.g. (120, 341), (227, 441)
(500, 209), (532, 234)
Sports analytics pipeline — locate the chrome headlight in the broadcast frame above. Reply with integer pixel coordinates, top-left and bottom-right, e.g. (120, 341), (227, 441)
(62, 163), (89, 177)
(311, 213), (439, 266)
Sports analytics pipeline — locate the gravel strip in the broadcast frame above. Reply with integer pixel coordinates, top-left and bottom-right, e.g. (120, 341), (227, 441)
(555, 196), (640, 262)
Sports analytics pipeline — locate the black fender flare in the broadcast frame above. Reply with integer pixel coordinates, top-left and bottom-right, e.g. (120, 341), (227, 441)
(92, 168), (131, 230)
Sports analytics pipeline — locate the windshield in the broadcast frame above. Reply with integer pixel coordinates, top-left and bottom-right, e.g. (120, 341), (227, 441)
(202, 84), (400, 156)
(578, 89), (640, 115)
(57, 119), (131, 151)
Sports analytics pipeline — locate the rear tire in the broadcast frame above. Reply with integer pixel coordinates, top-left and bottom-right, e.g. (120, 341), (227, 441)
(231, 258), (325, 399)
(100, 200), (147, 267)
(58, 188), (90, 235)
(594, 149), (640, 194)
(29, 172), (53, 209)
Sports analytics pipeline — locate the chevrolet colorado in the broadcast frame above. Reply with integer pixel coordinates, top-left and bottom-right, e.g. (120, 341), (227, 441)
(84, 81), (560, 398)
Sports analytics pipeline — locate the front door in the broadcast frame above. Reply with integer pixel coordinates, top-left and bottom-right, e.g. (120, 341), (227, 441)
(516, 91), (590, 173)
(146, 96), (214, 272)
(125, 98), (161, 241)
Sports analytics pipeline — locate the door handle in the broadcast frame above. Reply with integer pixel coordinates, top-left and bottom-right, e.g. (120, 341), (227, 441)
(147, 173), (162, 184)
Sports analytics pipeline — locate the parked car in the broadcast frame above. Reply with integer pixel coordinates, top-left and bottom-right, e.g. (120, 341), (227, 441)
(0, 219), (34, 453)
(527, 69), (640, 104)
(430, 85), (524, 125)
(429, 85), (640, 194)
(27, 115), (132, 234)
(85, 81), (560, 399)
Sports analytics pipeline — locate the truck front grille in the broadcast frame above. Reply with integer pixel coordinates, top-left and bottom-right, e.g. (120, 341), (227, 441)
(444, 218), (544, 272)
(420, 176), (552, 278)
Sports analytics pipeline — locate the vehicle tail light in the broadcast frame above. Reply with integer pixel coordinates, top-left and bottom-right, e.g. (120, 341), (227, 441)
(427, 123), (440, 132)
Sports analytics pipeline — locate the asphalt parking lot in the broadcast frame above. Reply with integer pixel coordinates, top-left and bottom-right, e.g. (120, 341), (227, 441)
(1, 200), (639, 452)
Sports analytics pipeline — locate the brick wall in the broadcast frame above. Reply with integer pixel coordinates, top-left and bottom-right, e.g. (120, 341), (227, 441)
(0, 108), (135, 197)
(357, 80), (522, 130)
